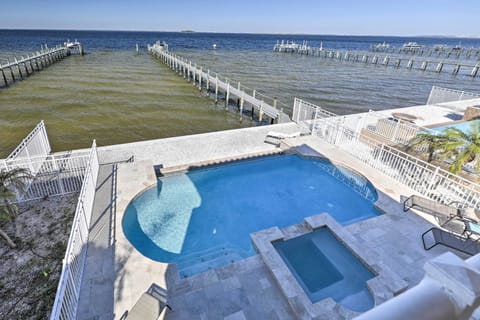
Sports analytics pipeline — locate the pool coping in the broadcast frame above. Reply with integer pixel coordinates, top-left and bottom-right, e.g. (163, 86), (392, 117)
(251, 213), (409, 320)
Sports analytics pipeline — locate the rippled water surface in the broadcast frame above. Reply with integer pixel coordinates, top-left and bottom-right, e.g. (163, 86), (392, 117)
(0, 30), (479, 156)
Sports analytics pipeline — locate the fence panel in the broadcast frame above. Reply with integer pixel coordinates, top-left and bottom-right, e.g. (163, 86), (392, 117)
(3, 151), (90, 202)
(50, 141), (99, 320)
(427, 86), (480, 105)
(4, 120), (51, 174)
(293, 98), (337, 133)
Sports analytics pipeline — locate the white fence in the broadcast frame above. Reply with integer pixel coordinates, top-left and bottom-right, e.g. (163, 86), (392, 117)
(293, 97), (424, 146)
(1, 121), (90, 202)
(292, 97), (337, 132)
(3, 120), (51, 173)
(426, 86), (480, 105)
(50, 140), (99, 320)
(356, 110), (425, 146)
(293, 98), (480, 208)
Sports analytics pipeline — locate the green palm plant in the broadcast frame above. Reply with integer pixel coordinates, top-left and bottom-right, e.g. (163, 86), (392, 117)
(0, 167), (32, 248)
(407, 122), (480, 174)
(406, 130), (450, 162)
(438, 125), (480, 174)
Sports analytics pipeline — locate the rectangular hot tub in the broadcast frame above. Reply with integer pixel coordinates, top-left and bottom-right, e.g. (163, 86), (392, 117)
(273, 227), (375, 312)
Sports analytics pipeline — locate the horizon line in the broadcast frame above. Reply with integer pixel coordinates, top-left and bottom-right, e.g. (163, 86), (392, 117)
(0, 27), (478, 39)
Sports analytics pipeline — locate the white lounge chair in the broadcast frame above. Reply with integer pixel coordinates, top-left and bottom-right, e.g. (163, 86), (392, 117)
(403, 195), (461, 226)
(124, 285), (171, 320)
(264, 131), (302, 146)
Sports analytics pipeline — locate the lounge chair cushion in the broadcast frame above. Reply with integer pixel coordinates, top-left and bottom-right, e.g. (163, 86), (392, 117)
(126, 293), (166, 320)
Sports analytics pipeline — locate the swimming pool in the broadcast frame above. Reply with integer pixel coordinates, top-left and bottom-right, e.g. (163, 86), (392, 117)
(274, 227), (375, 312)
(122, 154), (379, 277)
(431, 119), (480, 135)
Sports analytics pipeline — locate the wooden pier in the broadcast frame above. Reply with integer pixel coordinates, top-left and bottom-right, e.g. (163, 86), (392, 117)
(273, 41), (480, 78)
(148, 41), (290, 124)
(0, 42), (84, 88)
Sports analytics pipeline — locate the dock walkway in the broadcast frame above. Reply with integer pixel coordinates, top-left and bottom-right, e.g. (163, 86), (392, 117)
(148, 42), (291, 124)
(273, 42), (480, 78)
(0, 42), (84, 88)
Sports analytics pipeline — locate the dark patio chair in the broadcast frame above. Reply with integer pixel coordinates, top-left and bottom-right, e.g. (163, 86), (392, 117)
(422, 227), (480, 256)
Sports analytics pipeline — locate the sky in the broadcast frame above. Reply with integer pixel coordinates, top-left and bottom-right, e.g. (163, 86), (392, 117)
(0, 0), (478, 37)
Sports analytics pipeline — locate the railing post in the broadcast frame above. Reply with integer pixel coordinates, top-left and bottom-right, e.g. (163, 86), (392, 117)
(206, 70), (210, 91)
(225, 81), (230, 110)
(239, 92), (244, 121)
(52, 154), (66, 195)
(425, 166), (440, 197)
(392, 119), (400, 143)
(215, 74), (219, 103)
(198, 67), (202, 90)
(311, 107), (320, 135)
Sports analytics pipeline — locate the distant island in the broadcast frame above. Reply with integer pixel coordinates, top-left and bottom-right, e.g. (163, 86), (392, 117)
(181, 30), (194, 33)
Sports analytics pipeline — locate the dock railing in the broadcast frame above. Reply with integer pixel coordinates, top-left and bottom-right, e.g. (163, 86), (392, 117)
(49, 140), (99, 320)
(0, 45), (70, 88)
(148, 42), (291, 123)
(426, 86), (480, 105)
(274, 43), (480, 78)
(293, 98), (480, 208)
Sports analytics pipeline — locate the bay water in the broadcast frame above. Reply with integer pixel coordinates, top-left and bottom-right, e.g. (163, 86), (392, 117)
(0, 30), (478, 156)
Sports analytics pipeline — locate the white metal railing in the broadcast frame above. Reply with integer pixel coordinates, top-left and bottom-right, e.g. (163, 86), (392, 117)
(359, 110), (424, 145)
(427, 86), (480, 105)
(0, 121), (91, 202)
(292, 98), (338, 133)
(20, 152), (90, 201)
(311, 114), (480, 208)
(293, 97), (422, 146)
(50, 140), (99, 320)
(290, 97), (480, 208)
(4, 120), (51, 174)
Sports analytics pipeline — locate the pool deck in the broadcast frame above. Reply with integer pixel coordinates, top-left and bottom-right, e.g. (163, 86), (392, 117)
(77, 114), (467, 319)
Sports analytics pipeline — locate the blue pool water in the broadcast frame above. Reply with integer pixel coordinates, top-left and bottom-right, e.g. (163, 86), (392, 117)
(432, 119), (480, 135)
(122, 154), (379, 277)
(274, 228), (375, 312)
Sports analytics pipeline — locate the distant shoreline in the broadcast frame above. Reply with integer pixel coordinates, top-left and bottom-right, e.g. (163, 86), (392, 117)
(0, 28), (478, 39)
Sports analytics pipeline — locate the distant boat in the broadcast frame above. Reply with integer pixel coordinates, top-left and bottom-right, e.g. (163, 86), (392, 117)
(452, 41), (462, 51)
(433, 44), (448, 52)
(401, 42), (424, 51)
(212, 44), (217, 49)
(371, 41), (391, 51)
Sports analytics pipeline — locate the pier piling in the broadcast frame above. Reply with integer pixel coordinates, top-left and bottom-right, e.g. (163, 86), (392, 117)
(472, 64), (479, 77)
(225, 82), (230, 110)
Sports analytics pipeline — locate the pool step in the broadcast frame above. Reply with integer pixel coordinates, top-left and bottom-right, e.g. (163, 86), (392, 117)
(175, 245), (247, 278)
